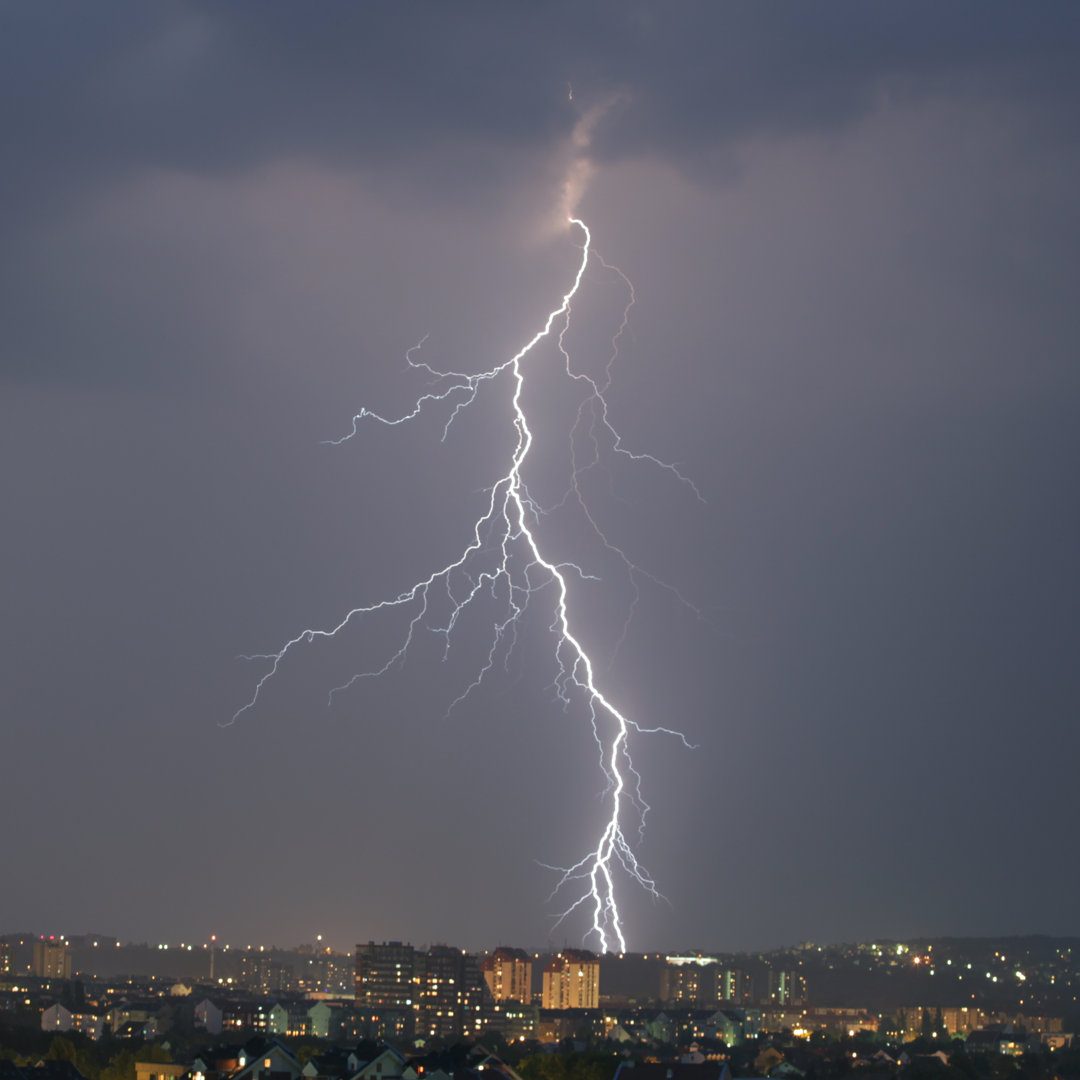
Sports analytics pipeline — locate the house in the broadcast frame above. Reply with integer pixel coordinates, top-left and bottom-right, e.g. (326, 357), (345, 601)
(345, 1045), (383, 1074)
(223, 1040), (302, 1080)
(769, 1064), (805, 1080)
(26, 1064), (91, 1080)
(191, 1045), (246, 1080)
(40, 1004), (104, 1040)
(753, 1048), (783, 1076)
(307, 1003), (334, 1040)
(300, 1052), (350, 1080)
(41, 1004), (73, 1032)
(966, 1027), (1034, 1057)
(267, 1002), (309, 1037)
(223, 1001), (270, 1032)
(134, 1062), (188, 1080)
(705, 1010), (750, 1046)
(349, 1045), (407, 1080)
(194, 999), (224, 1035)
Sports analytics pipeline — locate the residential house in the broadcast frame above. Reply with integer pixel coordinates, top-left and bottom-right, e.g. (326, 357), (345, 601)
(194, 999), (224, 1035)
(40, 1004), (105, 1040)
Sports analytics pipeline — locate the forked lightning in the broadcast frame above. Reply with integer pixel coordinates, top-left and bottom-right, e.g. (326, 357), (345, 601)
(232, 218), (695, 952)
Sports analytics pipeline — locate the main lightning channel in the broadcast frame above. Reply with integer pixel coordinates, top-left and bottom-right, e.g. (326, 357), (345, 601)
(232, 218), (694, 951)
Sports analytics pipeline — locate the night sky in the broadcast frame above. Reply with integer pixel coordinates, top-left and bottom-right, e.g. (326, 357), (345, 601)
(3, 3), (1079, 956)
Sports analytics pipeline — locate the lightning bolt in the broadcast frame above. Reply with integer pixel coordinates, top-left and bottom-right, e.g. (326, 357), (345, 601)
(232, 218), (698, 952)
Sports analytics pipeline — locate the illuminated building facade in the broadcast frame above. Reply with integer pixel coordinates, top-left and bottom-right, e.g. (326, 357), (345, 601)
(661, 957), (753, 1006)
(32, 940), (72, 980)
(355, 940), (492, 1041)
(722, 968), (753, 1003)
(768, 969), (807, 1006)
(480, 946), (533, 1004)
(415, 945), (491, 1040)
(238, 953), (293, 994)
(661, 956), (715, 1005)
(355, 941), (416, 1008)
(541, 949), (599, 1010)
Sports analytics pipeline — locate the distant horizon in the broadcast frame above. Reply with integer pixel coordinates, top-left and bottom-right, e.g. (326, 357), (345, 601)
(7, 928), (1080, 958)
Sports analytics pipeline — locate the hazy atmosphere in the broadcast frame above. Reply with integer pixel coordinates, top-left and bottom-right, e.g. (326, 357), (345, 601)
(3, 3), (1079, 954)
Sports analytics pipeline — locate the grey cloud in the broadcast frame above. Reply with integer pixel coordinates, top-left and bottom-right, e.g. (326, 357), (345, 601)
(5, 2), (1079, 389)
(5, 3), (1079, 199)
(585, 4), (1080, 164)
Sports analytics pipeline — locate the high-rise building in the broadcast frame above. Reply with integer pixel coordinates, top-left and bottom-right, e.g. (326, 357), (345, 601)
(355, 941), (416, 1008)
(355, 940), (494, 1043)
(415, 946), (491, 1040)
(721, 968), (753, 1003)
(661, 957), (753, 1007)
(238, 953), (293, 994)
(32, 940), (71, 980)
(541, 949), (599, 1010)
(768, 969), (807, 1006)
(661, 956), (717, 1005)
(480, 947), (533, 1004)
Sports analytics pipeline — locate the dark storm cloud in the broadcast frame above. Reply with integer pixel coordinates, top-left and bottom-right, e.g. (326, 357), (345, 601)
(5, 2), (1079, 205)
(6, 1), (1079, 389)
(8, 1), (1080, 384)
(584, 4), (1080, 166)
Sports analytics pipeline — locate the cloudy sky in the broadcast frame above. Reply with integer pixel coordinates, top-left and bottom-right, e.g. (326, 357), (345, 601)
(3, 2), (1079, 956)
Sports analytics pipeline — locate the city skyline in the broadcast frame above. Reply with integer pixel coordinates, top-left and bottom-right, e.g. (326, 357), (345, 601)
(3, 4), (1080, 952)
(7, 928), (1080, 1049)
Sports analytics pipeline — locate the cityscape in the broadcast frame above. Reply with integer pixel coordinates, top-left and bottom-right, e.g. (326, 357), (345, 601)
(5, 10), (1080, 1080)
(2, 932), (1080, 1080)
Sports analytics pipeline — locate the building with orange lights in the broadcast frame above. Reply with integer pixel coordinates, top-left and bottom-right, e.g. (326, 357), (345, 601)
(541, 949), (599, 1010)
(480, 947), (533, 1004)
